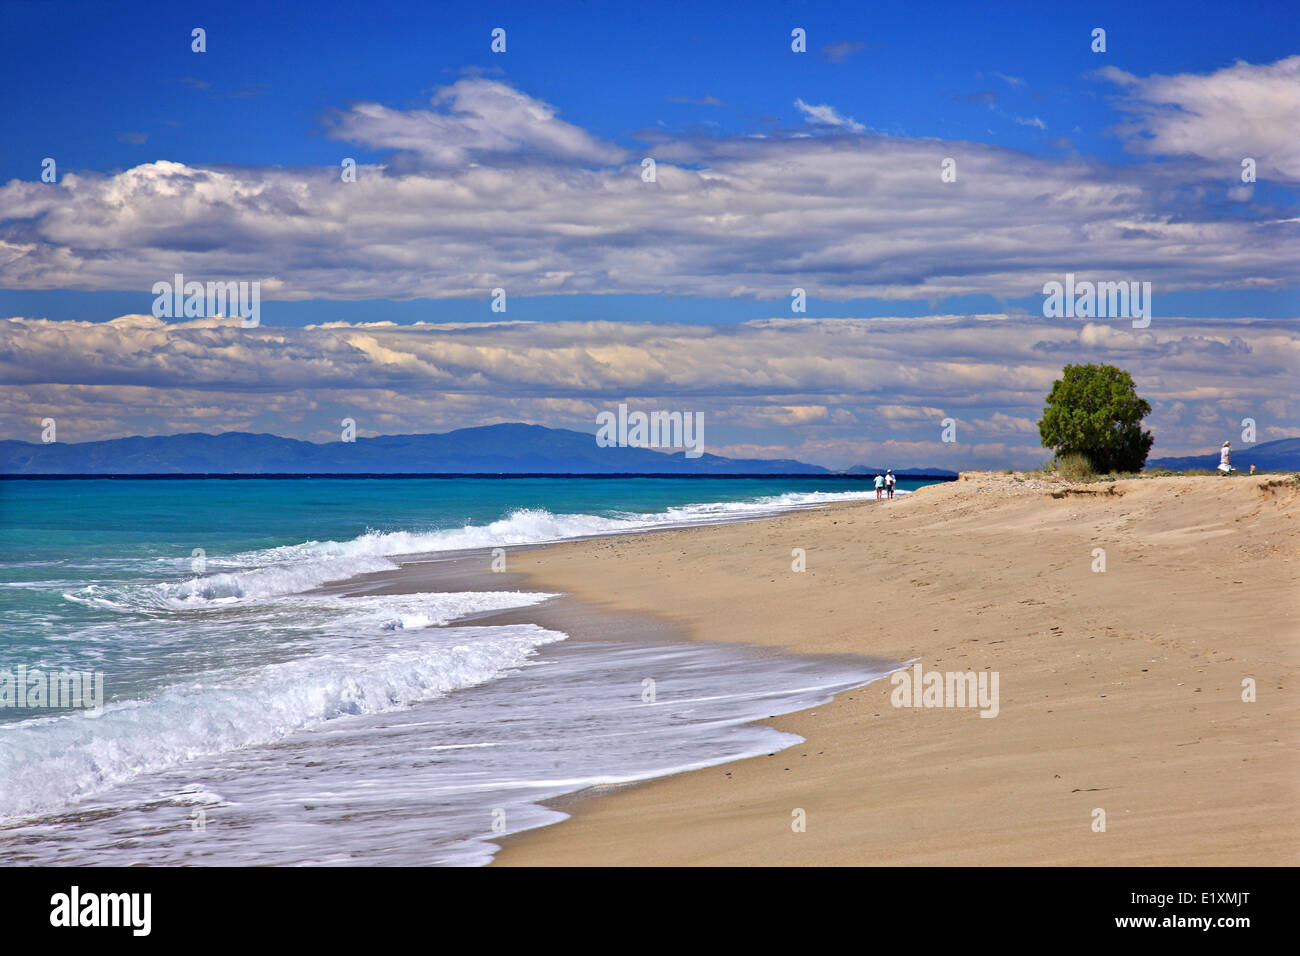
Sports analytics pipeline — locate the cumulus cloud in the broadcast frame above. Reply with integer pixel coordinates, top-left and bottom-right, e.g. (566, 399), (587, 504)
(323, 78), (626, 168)
(1, 70), (1296, 301)
(1098, 56), (1300, 181)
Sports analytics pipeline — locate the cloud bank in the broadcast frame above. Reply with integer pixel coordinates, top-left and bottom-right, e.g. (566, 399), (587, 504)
(4, 313), (1294, 468)
(2, 67), (1296, 302)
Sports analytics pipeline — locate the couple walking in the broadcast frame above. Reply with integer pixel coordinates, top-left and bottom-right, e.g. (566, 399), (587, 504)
(875, 469), (896, 499)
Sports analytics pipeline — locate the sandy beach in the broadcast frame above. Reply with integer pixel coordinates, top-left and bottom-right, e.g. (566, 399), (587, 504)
(492, 473), (1299, 866)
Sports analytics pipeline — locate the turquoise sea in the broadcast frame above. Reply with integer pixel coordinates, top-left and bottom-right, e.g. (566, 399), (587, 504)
(0, 476), (932, 864)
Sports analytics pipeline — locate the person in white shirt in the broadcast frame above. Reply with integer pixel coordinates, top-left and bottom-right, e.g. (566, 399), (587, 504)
(885, 469), (896, 498)
(1218, 441), (1234, 474)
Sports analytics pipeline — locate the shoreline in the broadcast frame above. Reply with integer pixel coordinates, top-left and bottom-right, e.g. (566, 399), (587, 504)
(2, 522), (897, 865)
(0, 483), (914, 865)
(321, 540), (902, 863)
(490, 473), (1299, 865)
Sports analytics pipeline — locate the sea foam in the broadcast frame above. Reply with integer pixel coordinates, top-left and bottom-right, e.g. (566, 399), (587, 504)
(0, 591), (558, 821)
(68, 490), (896, 611)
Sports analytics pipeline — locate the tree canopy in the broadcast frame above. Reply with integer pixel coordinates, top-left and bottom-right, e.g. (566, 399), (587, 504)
(1038, 364), (1154, 473)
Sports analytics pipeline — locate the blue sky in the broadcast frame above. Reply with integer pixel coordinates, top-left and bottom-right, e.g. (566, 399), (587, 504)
(1, 0), (1297, 467)
(4, 0), (1294, 177)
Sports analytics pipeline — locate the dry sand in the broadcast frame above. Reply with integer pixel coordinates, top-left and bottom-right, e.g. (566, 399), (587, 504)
(492, 473), (1299, 865)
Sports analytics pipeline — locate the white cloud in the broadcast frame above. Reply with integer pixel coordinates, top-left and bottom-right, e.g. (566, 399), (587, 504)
(325, 78), (626, 167)
(794, 98), (866, 132)
(1, 70), (1296, 301)
(1099, 56), (1300, 181)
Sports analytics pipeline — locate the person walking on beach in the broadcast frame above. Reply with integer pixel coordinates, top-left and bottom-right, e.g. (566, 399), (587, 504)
(1218, 441), (1234, 475)
(885, 469), (896, 499)
(874, 472), (884, 499)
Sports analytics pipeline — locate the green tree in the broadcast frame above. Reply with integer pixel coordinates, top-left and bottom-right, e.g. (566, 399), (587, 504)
(1038, 364), (1154, 473)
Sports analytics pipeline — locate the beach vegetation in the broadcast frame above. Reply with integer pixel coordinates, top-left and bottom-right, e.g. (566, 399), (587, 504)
(1051, 452), (1096, 480)
(1038, 364), (1154, 473)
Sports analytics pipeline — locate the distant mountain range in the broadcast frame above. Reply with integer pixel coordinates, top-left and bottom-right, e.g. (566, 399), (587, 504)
(0, 424), (844, 475)
(5, 426), (1292, 476)
(1147, 437), (1300, 472)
